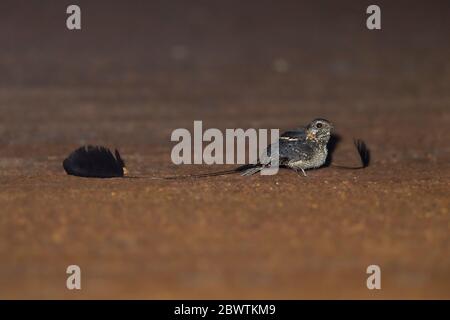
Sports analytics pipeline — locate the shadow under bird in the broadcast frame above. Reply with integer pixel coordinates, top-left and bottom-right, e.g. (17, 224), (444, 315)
(62, 118), (370, 179)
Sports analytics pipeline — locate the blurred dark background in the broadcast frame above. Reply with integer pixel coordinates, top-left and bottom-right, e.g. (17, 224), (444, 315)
(0, 0), (449, 154)
(1, 1), (449, 156)
(0, 0), (448, 86)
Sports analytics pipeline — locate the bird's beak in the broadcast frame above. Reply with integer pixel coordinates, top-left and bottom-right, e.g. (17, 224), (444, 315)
(307, 131), (316, 141)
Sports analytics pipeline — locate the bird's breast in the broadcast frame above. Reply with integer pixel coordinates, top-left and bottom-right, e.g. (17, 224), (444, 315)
(288, 145), (328, 170)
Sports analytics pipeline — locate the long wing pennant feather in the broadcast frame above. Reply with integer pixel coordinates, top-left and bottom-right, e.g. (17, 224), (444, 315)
(63, 145), (126, 178)
(331, 139), (370, 170)
(62, 140), (370, 179)
(354, 139), (370, 168)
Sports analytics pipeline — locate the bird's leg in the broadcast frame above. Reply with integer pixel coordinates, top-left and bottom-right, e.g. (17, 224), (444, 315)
(294, 168), (307, 177)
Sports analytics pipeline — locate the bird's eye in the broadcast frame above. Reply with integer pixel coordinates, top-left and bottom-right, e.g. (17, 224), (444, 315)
(316, 122), (323, 129)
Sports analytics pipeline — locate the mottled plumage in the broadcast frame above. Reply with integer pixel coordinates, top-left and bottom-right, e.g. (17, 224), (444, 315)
(242, 118), (333, 176)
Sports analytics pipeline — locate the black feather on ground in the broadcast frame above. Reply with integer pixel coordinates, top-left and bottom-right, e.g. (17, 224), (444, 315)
(63, 145), (125, 178)
(354, 139), (370, 168)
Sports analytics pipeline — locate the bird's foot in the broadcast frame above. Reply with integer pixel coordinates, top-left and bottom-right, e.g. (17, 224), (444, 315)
(294, 168), (307, 177)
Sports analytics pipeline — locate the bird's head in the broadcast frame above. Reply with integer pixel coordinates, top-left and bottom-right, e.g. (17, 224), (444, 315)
(306, 118), (333, 143)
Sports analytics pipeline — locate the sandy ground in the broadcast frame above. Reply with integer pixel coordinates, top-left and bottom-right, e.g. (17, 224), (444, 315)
(0, 1), (449, 299)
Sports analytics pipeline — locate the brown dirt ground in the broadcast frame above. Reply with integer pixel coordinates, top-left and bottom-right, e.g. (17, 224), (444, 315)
(0, 1), (449, 299)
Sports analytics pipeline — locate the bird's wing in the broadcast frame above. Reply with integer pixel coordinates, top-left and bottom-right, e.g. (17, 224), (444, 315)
(278, 140), (314, 164)
(280, 128), (306, 140)
(262, 139), (314, 166)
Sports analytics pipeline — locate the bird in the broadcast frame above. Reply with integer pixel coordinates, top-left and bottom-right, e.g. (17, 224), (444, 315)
(240, 118), (333, 177)
(177, 118), (369, 178)
(61, 118), (369, 179)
